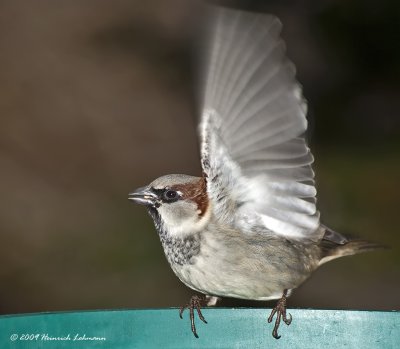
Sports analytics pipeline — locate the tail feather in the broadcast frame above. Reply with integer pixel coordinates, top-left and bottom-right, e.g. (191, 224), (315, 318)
(318, 226), (385, 266)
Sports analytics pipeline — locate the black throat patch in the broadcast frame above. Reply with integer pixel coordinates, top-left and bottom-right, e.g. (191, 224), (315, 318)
(147, 207), (201, 266)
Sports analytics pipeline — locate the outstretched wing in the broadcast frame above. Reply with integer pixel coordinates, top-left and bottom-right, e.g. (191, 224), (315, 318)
(199, 7), (321, 241)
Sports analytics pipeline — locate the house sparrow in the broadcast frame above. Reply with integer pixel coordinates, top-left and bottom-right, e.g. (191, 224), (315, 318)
(129, 6), (380, 339)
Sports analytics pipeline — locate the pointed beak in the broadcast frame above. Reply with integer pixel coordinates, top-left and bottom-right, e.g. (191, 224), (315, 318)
(128, 187), (158, 206)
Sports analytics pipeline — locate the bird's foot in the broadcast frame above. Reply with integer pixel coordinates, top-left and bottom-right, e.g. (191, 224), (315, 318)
(267, 289), (292, 339)
(179, 294), (208, 338)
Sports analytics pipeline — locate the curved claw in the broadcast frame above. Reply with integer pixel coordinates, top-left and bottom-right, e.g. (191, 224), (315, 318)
(179, 295), (208, 338)
(283, 312), (292, 325)
(179, 306), (185, 319)
(272, 329), (281, 340)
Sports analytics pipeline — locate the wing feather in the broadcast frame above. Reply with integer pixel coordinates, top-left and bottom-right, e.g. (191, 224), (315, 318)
(199, 7), (321, 240)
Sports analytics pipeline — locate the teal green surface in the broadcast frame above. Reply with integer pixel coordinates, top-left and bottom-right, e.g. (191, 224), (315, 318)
(0, 309), (398, 349)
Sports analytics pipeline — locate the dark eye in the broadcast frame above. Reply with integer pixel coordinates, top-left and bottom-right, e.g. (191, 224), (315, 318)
(163, 189), (179, 202)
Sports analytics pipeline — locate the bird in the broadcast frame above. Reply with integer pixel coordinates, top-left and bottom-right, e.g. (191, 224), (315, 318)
(128, 6), (381, 339)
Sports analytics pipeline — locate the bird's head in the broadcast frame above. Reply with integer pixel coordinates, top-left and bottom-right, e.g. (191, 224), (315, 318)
(129, 174), (211, 238)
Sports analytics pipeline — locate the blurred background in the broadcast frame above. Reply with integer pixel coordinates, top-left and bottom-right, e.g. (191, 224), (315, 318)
(0, 0), (399, 315)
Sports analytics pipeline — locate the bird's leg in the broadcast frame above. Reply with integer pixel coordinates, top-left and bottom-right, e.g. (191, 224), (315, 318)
(267, 289), (292, 339)
(179, 294), (208, 338)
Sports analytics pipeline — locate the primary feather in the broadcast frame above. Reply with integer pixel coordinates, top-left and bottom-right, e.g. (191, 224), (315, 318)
(199, 7), (321, 240)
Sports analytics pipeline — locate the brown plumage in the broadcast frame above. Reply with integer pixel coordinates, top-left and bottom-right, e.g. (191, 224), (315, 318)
(171, 177), (209, 216)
